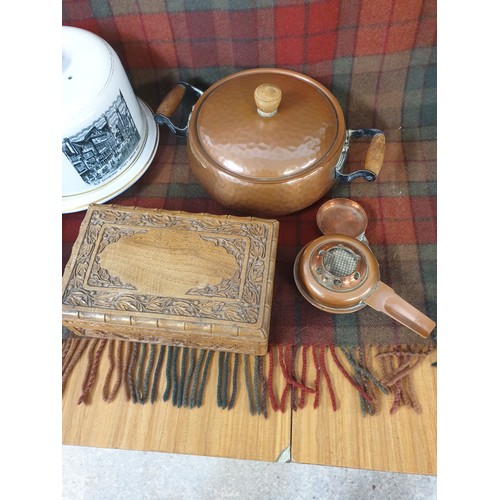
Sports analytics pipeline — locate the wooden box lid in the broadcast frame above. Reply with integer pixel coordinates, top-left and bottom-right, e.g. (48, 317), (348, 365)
(62, 204), (279, 355)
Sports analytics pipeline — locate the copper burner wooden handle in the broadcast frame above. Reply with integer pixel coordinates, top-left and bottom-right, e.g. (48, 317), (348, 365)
(364, 281), (435, 338)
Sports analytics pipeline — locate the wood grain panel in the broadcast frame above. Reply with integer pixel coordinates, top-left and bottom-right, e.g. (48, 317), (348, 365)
(62, 343), (436, 473)
(62, 205), (280, 356)
(291, 347), (437, 474)
(62, 346), (290, 462)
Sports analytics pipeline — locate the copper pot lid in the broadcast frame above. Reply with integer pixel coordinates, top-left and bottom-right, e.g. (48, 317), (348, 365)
(190, 68), (346, 181)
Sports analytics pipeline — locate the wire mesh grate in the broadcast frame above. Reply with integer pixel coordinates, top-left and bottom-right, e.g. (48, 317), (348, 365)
(323, 247), (357, 277)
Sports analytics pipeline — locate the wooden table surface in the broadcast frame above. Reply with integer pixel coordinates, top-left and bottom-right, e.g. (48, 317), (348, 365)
(62, 344), (436, 474)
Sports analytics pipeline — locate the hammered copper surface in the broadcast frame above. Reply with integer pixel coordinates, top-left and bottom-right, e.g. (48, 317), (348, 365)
(194, 70), (342, 179)
(188, 68), (346, 216)
(188, 149), (340, 216)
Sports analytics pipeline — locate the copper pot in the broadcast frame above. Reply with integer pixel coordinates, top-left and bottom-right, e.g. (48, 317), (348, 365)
(155, 69), (385, 217)
(294, 234), (436, 338)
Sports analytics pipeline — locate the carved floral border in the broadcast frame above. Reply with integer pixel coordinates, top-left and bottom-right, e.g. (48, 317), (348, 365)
(62, 207), (272, 324)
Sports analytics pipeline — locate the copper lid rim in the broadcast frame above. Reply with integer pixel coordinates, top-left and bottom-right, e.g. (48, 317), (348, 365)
(316, 198), (368, 237)
(190, 142), (345, 184)
(189, 68), (346, 183)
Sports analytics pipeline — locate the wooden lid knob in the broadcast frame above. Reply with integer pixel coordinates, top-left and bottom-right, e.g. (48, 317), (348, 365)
(254, 84), (282, 117)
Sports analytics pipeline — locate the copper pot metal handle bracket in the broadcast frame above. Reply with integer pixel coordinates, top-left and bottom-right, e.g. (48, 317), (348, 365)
(334, 128), (386, 183)
(154, 82), (204, 137)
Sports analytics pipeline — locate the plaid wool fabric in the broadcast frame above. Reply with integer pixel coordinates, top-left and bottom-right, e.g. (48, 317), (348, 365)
(62, 0), (436, 141)
(62, 0), (437, 413)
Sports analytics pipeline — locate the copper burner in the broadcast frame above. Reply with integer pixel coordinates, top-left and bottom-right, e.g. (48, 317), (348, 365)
(295, 234), (435, 338)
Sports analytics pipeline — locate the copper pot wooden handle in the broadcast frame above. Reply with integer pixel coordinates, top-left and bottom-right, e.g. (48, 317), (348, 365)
(364, 281), (435, 338)
(154, 82), (203, 137)
(156, 84), (186, 119)
(364, 132), (385, 177)
(335, 129), (385, 183)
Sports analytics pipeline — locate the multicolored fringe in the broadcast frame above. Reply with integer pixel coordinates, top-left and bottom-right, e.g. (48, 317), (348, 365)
(62, 337), (434, 416)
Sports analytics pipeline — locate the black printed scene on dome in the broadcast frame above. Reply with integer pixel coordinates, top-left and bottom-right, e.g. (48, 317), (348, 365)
(62, 91), (140, 186)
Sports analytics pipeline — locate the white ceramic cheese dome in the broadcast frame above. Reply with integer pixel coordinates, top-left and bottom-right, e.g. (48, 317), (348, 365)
(62, 26), (159, 213)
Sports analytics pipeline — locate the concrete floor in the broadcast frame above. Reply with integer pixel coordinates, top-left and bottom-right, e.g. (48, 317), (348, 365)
(62, 446), (436, 499)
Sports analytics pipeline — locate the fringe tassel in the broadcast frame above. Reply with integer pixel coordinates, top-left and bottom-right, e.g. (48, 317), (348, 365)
(376, 345), (432, 414)
(289, 346), (297, 411)
(62, 337), (89, 393)
(188, 348), (205, 408)
(278, 346), (291, 412)
(359, 346), (382, 416)
(122, 341), (133, 401)
(298, 345), (309, 409)
(217, 351), (229, 409)
(267, 346), (279, 412)
(311, 346), (321, 408)
(308, 345), (338, 411)
(257, 356), (268, 418)
(196, 350), (214, 407)
(135, 343), (157, 404)
(102, 340), (123, 402)
(62, 337), (434, 415)
(216, 351), (239, 410)
(62, 336), (71, 360)
(163, 345), (175, 402)
(160, 346), (214, 408)
(276, 345), (316, 413)
(253, 356), (263, 415)
(150, 345), (165, 404)
(126, 342), (139, 402)
(339, 346), (389, 416)
(329, 345), (373, 402)
(78, 339), (107, 405)
(182, 348), (196, 407)
(319, 345), (337, 411)
(176, 347), (188, 407)
(243, 355), (255, 415)
(241, 355), (268, 417)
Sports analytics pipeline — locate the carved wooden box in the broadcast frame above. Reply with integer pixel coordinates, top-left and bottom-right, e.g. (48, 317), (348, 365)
(62, 204), (279, 355)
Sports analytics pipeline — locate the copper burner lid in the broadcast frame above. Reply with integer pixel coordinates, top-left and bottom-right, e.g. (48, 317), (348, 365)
(316, 198), (368, 238)
(296, 234), (379, 313)
(191, 68), (346, 182)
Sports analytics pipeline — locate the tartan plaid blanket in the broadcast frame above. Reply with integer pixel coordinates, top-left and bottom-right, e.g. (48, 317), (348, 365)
(62, 0), (436, 415)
